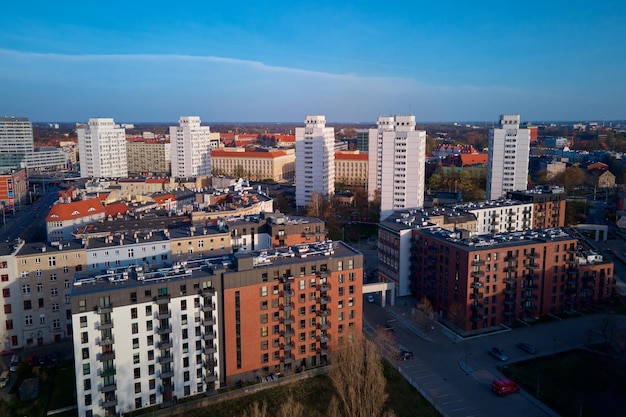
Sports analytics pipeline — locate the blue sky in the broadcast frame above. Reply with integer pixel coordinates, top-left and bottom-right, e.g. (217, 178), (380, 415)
(1, 1), (625, 123)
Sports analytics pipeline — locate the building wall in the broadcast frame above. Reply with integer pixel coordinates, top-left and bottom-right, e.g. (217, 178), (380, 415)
(295, 115), (335, 207)
(210, 149), (295, 182)
(77, 118), (128, 178)
(334, 152), (368, 187)
(170, 116), (211, 178)
(487, 114), (530, 200)
(0, 169), (28, 208)
(508, 190), (566, 230)
(126, 141), (171, 175)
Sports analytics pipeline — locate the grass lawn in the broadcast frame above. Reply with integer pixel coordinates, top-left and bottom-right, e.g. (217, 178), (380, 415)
(502, 349), (626, 417)
(189, 361), (440, 417)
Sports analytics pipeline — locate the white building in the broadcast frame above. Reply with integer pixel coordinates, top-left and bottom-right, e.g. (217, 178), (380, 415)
(487, 114), (530, 200)
(77, 118), (128, 178)
(295, 115), (335, 208)
(0, 116), (68, 171)
(368, 115), (426, 221)
(455, 200), (534, 235)
(170, 116), (211, 178)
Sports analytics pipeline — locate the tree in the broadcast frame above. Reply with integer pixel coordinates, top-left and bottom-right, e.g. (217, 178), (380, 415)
(242, 400), (268, 417)
(327, 334), (396, 417)
(447, 303), (467, 330)
(277, 395), (305, 417)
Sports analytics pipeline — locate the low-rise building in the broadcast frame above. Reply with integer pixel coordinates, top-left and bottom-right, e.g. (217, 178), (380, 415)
(334, 151), (368, 188)
(210, 148), (295, 182)
(508, 186), (566, 230)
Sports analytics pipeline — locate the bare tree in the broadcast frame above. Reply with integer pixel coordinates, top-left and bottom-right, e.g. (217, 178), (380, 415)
(277, 395), (305, 417)
(242, 400), (268, 417)
(447, 302), (467, 330)
(416, 296), (436, 331)
(327, 334), (396, 417)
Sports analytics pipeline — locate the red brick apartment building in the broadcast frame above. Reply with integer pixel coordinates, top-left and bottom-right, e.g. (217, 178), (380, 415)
(508, 186), (566, 229)
(411, 228), (614, 331)
(222, 241), (362, 381)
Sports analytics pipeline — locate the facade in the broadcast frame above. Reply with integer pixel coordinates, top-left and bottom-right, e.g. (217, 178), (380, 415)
(368, 115), (426, 220)
(355, 129), (369, 152)
(170, 116), (211, 178)
(0, 168), (28, 209)
(77, 119), (128, 178)
(126, 139), (171, 176)
(210, 148), (295, 182)
(508, 187), (566, 230)
(486, 114), (531, 200)
(295, 116), (335, 208)
(334, 151), (368, 188)
(71, 240), (362, 417)
(455, 200), (534, 235)
(45, 199), (107, 241)
(411, 228), (614, 331)
(0, 116), (68, 171)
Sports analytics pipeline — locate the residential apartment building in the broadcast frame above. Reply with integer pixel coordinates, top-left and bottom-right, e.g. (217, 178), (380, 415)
(0, 116), (68, 171)
(368, 115), (426, 220)
(295, 115), (335, 208)
(126, 138), (171, 176)
(71, 240), (362, 417)
(411, 228), (614, 331)
(508, 186), (566, 230)
(77, 118), (128, 178)
(0, 168), (28, 209)
(210, 148), (295, 182)
(170, 117), (211, 179)
(487, 114), (530, 200)
(334, 151), (368, 188)
(454, 200), (534, 235)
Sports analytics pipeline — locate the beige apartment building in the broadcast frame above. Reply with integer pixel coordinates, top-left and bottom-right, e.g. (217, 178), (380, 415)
(210, 148), (295, 182)
(334, 151), (368, 188)
(126, 138), (171, 175)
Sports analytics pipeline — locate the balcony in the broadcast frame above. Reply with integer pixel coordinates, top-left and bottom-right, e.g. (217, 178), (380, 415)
(470, 303), (483, 311)
(525, 273), (539, 280)
(527, 284), (539, 290)
(203, 332), (216, 341)
(318, 346), (329, 355)
(281, 289), (295, 298)
(97, 337), (114, 347)
(160, 384), (174, 393)
(504, 286), (517, 295)
(503, 266), (516, 273)
(157, 326), (172, 335)
(282, 328), (295, 338)
(527, 252), (540, 259)
(318, 283), (331, 292)
(567, 268), (578, 275)
(97, 320), (113, 330)
(99, 351), (116, 361)
(157, 310), (171, 320)
(318, 322), (330, 330)
(97, 304), (113, 314)
(155, 294), (170, 304)
(525, 304), (537, 312)
(99, 367), (116, 377)
(280, 302), (295, 312)
(527, 263), (540, 269)
(203, 345), (217, 355)
(100, 383), (116, 393)
(471, 314), (484, 322)
(469, 292), (484, 300)
(504, 298), (515, 306)
(201, 287), (216, 296)
(504, 254), (518, 261)
(504, 277), (517, 285)
(503, 310), (515, 316)
(471, 260), (485, 266)
(472, 271), (485, 278)
(524, 295), (538, 301)
(470, 282), (483, 289)
(202, 303), (215, 312)
(318, 296), (330, 305)
(102, 397), (118, 408)
(157, 339), (172, 349)
(158, 355), (173, 364)
(160, 369), (174, 379)
(280, 315), (295, 325)
(203, 316), (215, 327)
(205, 373), (218, 383)
(317, 334), (330, 343)
(280, 354), (295, 364)
(281, 342), (294, 351)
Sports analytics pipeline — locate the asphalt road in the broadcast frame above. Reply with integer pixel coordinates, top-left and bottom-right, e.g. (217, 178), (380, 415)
(363, 296), (624, 417)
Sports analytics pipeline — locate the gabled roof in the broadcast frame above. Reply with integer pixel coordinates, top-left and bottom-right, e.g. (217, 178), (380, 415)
(104, 202), (130, 218)
(152, 193), (176, 205)
(45, 199), (105, 222)
(460, 154), (488, 166)
(587, 162), (608, 171)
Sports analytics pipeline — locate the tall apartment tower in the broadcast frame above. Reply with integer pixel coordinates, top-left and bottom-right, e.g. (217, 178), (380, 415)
(368, 115), (426, 221)
(487, 114), (531, 200)
(77, 118), (128, 178)
(169, 116), (211, 178)
(295, 115), (335, 208)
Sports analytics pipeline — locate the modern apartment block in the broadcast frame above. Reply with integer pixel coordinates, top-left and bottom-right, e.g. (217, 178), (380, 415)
(169, 116), (211, 179)
(77, 118), (128, 178)
(454, 200), (534, 235)
(411, 228), (615, 331)
(71, 240), (362, 417)
(295, 115), (335, 208)
(126, 138), (171, 176)
(486, 114), (531, 200)
(210, 148), (295, 182)
(0, 116), (68, 171)
(368, 115), (426, 220)
(508, 186), (566, 230)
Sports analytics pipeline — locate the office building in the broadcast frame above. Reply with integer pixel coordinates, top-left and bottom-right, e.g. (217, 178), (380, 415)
(295, 115), (335, 208)
(77, 118), (128, 178)
(0, 116), (68, 171)
(170, 117), (211, 179)
(368, 115), (426, 220)
(486, 114), (530, 200)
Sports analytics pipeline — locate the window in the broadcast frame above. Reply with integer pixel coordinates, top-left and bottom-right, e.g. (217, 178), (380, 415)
(260, 327), (268, 337)
(131, 308), (138, 319)
(51, 288), (58, 296)
(50, 274), (57, 281)
(134, 368), (141, 379)
(83, 363), (90, 375)
(48, 256), (56, 267)
(133, 338), (139, 349)
(22, 284), (30, 294)
(260, 286), (268, 297)
(132, 323), (139, 334)
(2, 289), (9, 298)
(23, 300), (32, 310)
(53, 318), (60, 329)
(3, 304), (10, 314)
(84, 379), (91, 391)
(134, 382), (141, 393)
(84, 394), (92, 406)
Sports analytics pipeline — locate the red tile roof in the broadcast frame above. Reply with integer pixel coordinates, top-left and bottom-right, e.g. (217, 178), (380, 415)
(334, 152), (368, 161)
(104, 202), (129, 218)
(460, 154), (488, 166)
(152, 194), (176, 204)
(45, 199), (105, 222)
(146, 178), (169, 184)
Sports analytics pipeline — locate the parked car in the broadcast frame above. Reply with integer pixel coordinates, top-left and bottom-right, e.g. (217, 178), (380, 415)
(0, 371), (9, 388)
(492, 378), (520, 396)
(9, 355), (19, 372)
(489, 347), (509, 361)
(37, 355), (46, 366)
(47, 352), (58, 365)
(397, 349), (414, 361)
(517, 342), (537, 354)
(367, 295), (375, 303)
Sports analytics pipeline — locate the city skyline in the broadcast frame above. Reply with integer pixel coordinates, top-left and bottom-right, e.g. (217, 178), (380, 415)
(1, 1), (625, 123)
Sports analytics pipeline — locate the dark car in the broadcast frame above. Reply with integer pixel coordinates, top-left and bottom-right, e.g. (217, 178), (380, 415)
(517, 342), (537, 354)
(489, 347), (508, 361)
(47, 352), (58, 364)
(37, 355), (46, 366)
(397, 349), (414, 361)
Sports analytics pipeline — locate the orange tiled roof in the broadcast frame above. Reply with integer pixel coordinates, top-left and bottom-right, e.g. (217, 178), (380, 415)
(274, 134), (295, 142)
(45, 199), (105, 222)
(587, 162), (608, 171)
(152, 193), (176, 205)
(104, 202), (129, 218)
(146, 178), (169, 184)
(334, 152), (368, 161)
(459, 154), (488, 166)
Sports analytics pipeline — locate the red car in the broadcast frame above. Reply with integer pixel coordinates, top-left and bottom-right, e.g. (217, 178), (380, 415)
(492, 378), (520, 396)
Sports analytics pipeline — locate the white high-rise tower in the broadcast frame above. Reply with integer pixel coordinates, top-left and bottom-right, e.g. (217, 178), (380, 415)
(170, 116), (211, 178)
(368, 115), (426, 221)
(295, 115), (335, 208)
(487, 114), (530, 200)
(77, 118), (128, 178)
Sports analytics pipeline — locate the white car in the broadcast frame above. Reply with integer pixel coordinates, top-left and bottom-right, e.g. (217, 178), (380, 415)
(367, 295), (375, 303)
